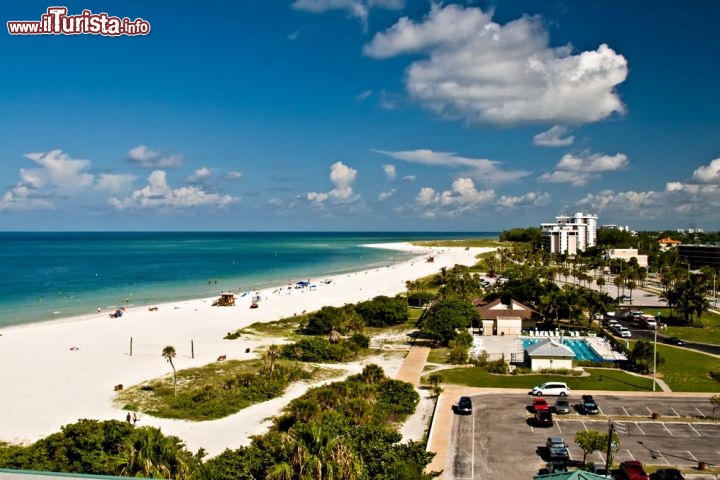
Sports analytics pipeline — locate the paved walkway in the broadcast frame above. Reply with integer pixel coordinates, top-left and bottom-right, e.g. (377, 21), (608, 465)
(394, 346), (431, 387)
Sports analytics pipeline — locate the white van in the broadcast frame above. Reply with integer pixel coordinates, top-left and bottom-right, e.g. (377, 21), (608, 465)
(529, 382), (570, 397)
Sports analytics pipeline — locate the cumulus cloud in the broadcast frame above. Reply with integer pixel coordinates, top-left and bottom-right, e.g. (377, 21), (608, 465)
(414, 177), (495, 217)
(374, 149), (530, 185)
(533, 125), (574, 147)
(306, 161), (359, 206)
(364, 4), (627, 125)
(692, 158), (720, 183)
(496, 191), (550, 209)
(292, 0), (404, 30)
(109, 170), (235, 210)
(538, 152), (628, 186)
(127, 145), (183, 168)
(0, 150), (139, 211)
(186, 167), (213, 183)
(383, 164), (396, 180)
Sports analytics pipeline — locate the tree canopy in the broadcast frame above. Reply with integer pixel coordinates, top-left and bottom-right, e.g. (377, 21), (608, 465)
(419, 297), (479, 345)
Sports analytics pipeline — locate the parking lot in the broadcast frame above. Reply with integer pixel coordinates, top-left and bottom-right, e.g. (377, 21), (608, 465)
(445, 393), (720, 479)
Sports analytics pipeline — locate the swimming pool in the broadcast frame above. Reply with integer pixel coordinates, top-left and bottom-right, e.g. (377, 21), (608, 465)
(522, 338), (607, 362)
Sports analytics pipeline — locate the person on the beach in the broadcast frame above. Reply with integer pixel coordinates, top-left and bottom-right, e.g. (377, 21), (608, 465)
(132, 413), (138, 425)
(126, 412), (131, 423)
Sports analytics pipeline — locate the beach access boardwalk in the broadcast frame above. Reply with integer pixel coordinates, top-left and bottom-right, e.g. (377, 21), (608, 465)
(395, 345), (431, 387)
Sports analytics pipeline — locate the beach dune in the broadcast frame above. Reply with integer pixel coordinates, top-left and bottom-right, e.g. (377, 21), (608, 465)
(0, 243), (491, 456)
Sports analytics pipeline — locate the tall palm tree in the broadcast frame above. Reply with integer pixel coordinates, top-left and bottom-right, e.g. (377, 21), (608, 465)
(162, 345), (177, 396)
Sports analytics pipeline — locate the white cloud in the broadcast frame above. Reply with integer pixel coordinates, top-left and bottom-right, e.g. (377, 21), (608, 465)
(378, 189), (396, 201)
(1, 149), (111, 211)
(374, 148), (530, 185)
(287, 30), (299, 41)
(496, 191), (550, 209)
(414, 177), (495, 217)
(306, 161), (359, 206)
(224, 171), (243, 181)
(109, 170), (236, 210)
(95, 174), (136, 193)
(382, 164), (396, 180)
(402, 175), (416, 182)
(539, 152), (628, 186)
(692, 158), (720, 183)
(23, 150), (94, 194)
(292, 0), (404, 30)
(127, 145), (183, 168)
(186, 167), (213, 183)
(533, 125), (574, 147)
(364, 4), (627, 125)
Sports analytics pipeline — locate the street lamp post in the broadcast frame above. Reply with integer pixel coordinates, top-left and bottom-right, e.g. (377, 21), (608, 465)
(653, 312), (659, 392)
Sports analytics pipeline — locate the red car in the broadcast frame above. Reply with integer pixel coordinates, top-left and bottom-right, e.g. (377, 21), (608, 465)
(620, 460), (649, 480)
(532, 397), (550, 412)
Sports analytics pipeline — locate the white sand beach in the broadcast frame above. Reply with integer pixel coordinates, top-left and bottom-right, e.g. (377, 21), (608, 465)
(0, 243), (491, 456)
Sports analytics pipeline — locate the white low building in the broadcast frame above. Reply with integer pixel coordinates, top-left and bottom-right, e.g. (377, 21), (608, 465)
(525, 339), (575, 371)
(606, 248), (648, 268)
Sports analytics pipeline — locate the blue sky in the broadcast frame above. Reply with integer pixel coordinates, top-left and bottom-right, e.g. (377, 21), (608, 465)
(2, 0), (719, 231)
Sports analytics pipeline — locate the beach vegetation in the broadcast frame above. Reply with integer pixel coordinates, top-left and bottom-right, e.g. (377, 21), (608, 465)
(412, 238), (503, 248)
(355, 295), (409, 327)
(418, 297), (479, 346)
(302, 304), (363, 335)
(407, 290), (434, 307)
(115, 359), (319, 421)
(228, 315), (306, 340)
(0, 419), (199, 479)
(203, 364), (438, 480)
(280, 336), (366, 363)
(499, 227), (542, 248)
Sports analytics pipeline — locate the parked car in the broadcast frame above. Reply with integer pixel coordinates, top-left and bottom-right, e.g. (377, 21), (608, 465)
(589, 463), (610, 477)
(546, 436), (569, 461)
(650, 468), (685, 480)
(664, 337), (684, 346)
(554, 397), (571, 414)
(455, 396), (472, 415)
(535, 409), (553, 427)
(581, 395), (600, 415)
(530, 382), (570, 397)
(619, 326), (632, 338)
(620, 460), (649, 480)
(532, 397), (550, 412)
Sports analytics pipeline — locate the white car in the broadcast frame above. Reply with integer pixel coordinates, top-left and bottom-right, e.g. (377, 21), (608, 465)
(529, 382), (570, 397)
(619, 327), (632, 338)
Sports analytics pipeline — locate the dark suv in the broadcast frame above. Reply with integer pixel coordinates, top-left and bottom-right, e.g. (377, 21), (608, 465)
(581, 394), (600, 415)
(455, 396), (472, 415)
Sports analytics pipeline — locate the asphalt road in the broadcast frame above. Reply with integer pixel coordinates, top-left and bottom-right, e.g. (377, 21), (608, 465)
(446, 393), (720, 480)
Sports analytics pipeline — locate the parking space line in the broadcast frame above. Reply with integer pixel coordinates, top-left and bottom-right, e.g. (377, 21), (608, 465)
(625, 448), (635, 460)
(634, 422), (645, 435)
(688, 423), (701, 437)
(670, 407), (681, 417)
(695, 407), (706, 418)
(687, 450), (698, 462)
(655, 451), (670, 466)
(622, 406), (630, 416)
(471, 410), (475, 480)
(556, 422), (562, 433)
(646, 406), (653, 416)
(662, 423), (673, 436)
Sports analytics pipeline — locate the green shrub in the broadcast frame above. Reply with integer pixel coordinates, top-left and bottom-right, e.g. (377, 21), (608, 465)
(349, 333), (370, 349)
(281, 337), (358, 362)
(355, 296), (409, 327)
(486, 359), (509, 374)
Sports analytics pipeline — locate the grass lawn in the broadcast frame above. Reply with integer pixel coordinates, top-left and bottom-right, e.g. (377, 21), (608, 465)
(115, 358), (331, 421)
(656, 344), (720, 392)
(638, 308), (720, 344)
(431, 366), (654, 392)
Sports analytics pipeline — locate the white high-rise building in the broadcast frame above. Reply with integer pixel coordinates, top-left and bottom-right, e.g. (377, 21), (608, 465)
(541, 212), (598, 255)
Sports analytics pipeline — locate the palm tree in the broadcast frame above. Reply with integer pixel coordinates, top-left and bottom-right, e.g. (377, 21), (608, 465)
(328, 329), (341, 344)
(268, 423), (364, 480)
(162, 345), (177, 396)
(118, 426), (194, 479)
(266, 344), (282, 375)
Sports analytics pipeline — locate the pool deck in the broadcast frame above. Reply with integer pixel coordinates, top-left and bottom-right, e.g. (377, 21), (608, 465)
(521, 333), (628, 362)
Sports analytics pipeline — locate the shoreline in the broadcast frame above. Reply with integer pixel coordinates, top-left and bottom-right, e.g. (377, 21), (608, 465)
(0, 243), (492, 455)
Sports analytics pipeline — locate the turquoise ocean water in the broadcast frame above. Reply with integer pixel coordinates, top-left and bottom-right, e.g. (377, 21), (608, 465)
(0, 232), (496, 328)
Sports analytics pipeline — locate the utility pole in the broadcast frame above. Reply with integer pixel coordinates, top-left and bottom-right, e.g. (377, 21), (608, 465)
(605, 421), (615, 474)
(653, 312), (660, 392)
